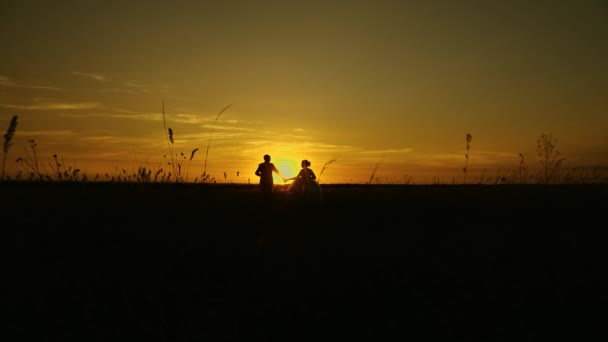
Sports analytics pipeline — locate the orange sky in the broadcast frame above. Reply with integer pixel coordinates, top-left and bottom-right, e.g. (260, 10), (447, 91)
(1, 1), (607, 184)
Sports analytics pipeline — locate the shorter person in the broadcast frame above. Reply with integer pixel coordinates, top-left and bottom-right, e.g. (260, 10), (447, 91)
(285, 159), (318, 193)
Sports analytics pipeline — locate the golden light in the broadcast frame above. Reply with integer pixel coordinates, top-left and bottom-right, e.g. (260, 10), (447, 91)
(273, 158), (299, 183)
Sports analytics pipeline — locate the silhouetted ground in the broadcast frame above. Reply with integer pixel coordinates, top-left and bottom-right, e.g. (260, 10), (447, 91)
(2, 182), (607, 341)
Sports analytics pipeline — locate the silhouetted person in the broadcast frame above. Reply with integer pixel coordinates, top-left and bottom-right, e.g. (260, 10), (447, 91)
(255, 154), (285, 200)
(285, 159), (318, 193)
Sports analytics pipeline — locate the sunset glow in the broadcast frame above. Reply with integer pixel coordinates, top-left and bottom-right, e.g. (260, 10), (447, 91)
(275, 159), (299, 181)
(1, 1), (607, 184)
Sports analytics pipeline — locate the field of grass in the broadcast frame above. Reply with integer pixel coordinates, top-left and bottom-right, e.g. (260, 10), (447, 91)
(2, 182), (607, 340)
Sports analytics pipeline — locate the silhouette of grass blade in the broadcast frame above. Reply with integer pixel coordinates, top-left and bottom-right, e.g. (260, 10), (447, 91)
(318, 159), (336, 183)
(368, 163), (379, 184)
(203, 104), (231, 176)
(190, 148), (199, 161)
(2, 115), (18, 180)
(3, 115), (17, 153)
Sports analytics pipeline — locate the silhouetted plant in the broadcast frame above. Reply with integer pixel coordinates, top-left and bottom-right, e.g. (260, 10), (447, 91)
(317, 159), (336, 184)
(136, 166), (153, 182)
(194, 172), (215, 184)
(49, 154), (82, 182)
(2, 115), (17, 181)
(432, 176), (446, 185)
(16, 139), (43, 181)
(577, 166), (605, 184)
(202, 104), (231, 181)
(368, 163), (379, 184)
(184, 148), (198, 182)
(162, 100), (178, 180)
(463, 133), (472, 184)
(403, 175), (414, 184)
(154, 168), (163, 182)
(537, 133), (565, 184)
(161, 101), (201, 183)
(518, 153), (526, 184)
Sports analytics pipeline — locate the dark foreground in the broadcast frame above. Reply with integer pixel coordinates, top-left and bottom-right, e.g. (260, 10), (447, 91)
(2, 183), (607, 341)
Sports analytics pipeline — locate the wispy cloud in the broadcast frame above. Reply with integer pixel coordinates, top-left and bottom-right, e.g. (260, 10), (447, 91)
(99, 80), (152, 94)
(72, 71), (107, 81)
(58, 110), (159, 121)
(425, 150), (523, 166)
(176, 131), (246, 142)
(108, 113), (162, 121)
(201, 124), (255, 132)
(0, 75), (61, 91)
(0, 102), (100, 110)
(123, 81), (151, 93)
(79, 135), (163, 148)
(16, 130), (76, 137)
(360, 148), (414, 154)
(101, 88), (137, 94)
(80, 135), (130, 143)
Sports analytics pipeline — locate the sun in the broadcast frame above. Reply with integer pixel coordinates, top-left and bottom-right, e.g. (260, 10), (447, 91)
(273, 158), (299, 183)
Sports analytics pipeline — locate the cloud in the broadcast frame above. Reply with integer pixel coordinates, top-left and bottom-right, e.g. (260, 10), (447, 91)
(80, 135), (128, 143)
(124, 81), (145, 88)
(0, 102), (100, 110)
(101, 88), (137, 94)
(360, 148), (414, 154)
(16, 130), (75, 137)
(79, 135), (164, 148)
(201, 124), (255, 132)
(108, 113), (162, 121)
(123, 81), (151, 93)
(72, 71), (107, 81)
(423, 150), (524, 167)
(98, 80), (153, 94)
(0, 75), (61, 91)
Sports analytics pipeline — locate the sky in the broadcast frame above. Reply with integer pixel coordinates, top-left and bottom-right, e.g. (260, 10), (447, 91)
(1, 0), (607, 184)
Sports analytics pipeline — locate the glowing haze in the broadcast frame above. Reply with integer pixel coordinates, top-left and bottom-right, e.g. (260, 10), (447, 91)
(1, 1), (607, 183)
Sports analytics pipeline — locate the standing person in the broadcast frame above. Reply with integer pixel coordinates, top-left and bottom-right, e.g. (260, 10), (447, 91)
(285, 159), (318, 193)
(255, 154), (285, 200)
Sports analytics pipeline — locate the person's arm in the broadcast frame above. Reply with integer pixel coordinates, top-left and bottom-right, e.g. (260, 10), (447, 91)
(272, 164), (286, 182)
(284, 169), (299, 182)
(255, 164), (262, 177)
(309, 169), (317, 180)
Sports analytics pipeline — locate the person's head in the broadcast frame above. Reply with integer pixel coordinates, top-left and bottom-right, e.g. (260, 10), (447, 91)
(301, 159), (311, 168)
(263, 154), (271, 162)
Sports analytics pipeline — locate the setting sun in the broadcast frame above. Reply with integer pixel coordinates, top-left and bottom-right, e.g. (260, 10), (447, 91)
(273, 158), (299, 183)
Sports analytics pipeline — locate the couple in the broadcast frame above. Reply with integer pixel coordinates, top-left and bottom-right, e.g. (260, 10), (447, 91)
(255, 154), (319, 198)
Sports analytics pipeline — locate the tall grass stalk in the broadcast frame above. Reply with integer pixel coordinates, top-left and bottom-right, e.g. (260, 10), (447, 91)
(49, 154), (82, 182)
(317, 159), (336, 203)
(463, 133), (472, 184)
(368, 163), (379, 184)
(317, 159), (336, 184)
(202, 104), (231, 178)
(518, 153), (526, 184)
(537, 132), (565, 184)
(16, 139), (43, 181)
(162, 100), (177, 181)
(185, 148), (199, 182)
(2, 115), (17, 181)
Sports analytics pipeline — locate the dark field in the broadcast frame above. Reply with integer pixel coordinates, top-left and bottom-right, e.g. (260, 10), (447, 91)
(2, 183), (607, 341)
